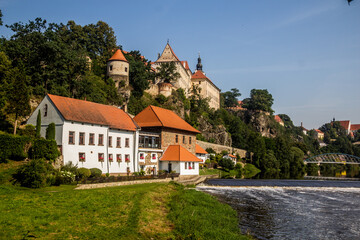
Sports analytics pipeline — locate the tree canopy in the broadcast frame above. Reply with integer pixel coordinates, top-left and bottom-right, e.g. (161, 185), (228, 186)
(243, 89), (274, 113)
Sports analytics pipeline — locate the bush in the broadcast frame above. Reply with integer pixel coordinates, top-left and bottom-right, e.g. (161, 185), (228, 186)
(218, 158), (235, 171)
(90, 168), (102, 178)
(61, 162), (78, 174)
(29, 139), (60, 161)
(234, 163), (243, 179)
(19, 124), (36, 138)
(0, 133), (30, 162)
(243, 164), (261, 179)
(45, 123), (56, 140)
(77, 168), (91, 181)
(60, 170), (76, 184)
(12, 159), (54, 188)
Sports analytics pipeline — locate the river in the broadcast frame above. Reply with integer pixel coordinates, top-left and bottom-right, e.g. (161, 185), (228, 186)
(198, 179), (360, 240)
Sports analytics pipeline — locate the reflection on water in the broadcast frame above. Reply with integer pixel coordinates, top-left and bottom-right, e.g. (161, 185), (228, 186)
(198, 180), (360, 240)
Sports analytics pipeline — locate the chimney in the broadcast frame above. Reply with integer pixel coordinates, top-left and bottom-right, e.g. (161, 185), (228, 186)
(301, 122), (303, 127)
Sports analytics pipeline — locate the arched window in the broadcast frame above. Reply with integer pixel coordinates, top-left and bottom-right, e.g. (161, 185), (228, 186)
(43, 104), (48, 117)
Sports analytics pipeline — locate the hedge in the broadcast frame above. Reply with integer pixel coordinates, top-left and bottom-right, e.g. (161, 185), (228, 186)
(0, 133), (30, 162)
(29, 139), (60, 162)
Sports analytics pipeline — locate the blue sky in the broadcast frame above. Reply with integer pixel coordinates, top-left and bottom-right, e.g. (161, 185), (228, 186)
(1, 0), (359, 129)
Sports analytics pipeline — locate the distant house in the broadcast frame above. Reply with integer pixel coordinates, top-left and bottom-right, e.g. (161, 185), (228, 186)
(223, 154), (237, 165)
(227, 100), (246, 111)
(350, 124), (360, 137)
(314, 129), (324, 140)
(27, 94), (140, 175)
(195, 144), (209, 163)
(338, 120), (351, 134)
(274, 115), (284, 126)
(301, 122), (309, 135)
(133, 105), (202, 175)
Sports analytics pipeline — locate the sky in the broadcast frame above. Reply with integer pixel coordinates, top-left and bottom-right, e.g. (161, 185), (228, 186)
(1, 0), (359, 129)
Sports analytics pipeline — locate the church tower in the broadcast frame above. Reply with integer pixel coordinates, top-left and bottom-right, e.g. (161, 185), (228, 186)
(107, 49), (130, 111)
(196, 53), (203, 71)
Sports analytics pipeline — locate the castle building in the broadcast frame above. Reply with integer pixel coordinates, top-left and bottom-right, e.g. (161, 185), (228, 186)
(191, 54), (221, 110)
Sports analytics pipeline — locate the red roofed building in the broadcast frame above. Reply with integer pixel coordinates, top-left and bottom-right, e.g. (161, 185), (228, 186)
(223, 154), (237, 165)
(274, 115), (284, 126)
(191, 55), (221, 109)
(314, 129), (324, 140)
(27, 94), (140, 175)
(195, 144), (209, 163)
(338, 120), (351, 134)
(134, 105), (201, 175)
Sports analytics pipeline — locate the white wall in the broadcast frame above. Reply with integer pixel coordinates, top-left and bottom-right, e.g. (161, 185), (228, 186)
(180, 161), (199, 175)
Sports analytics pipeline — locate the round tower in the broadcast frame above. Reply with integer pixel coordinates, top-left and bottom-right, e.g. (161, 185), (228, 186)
(107, 49), (129, 89)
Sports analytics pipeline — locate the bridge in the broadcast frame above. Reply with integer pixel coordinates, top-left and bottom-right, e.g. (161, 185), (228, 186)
(304, 153), (360, 165)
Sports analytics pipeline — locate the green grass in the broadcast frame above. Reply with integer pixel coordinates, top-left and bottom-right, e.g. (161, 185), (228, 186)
(0, 182), (250, 239)
(199, 168), (221, 176)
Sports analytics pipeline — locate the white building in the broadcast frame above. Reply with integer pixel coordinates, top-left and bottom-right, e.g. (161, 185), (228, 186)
(195, 144), (209, 163)
(27, 94), (140, 175)
(223, 154), (237, 165)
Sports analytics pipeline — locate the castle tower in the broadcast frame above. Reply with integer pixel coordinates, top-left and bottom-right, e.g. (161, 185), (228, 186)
(196, 53), (203, 71)
(107, 49), (129, 88)
(107, 49), (130, 111)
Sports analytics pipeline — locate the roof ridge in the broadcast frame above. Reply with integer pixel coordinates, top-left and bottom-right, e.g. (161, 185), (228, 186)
(149, 105), (164, 127)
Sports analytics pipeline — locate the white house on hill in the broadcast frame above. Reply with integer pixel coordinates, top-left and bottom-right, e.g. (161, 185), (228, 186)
(27, 94), (140, 175)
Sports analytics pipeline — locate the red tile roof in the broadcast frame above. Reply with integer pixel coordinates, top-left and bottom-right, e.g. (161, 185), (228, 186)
(195, 144), (208, 154)
(338, 120), (351, 131)
(274, 115), (283, 123)
(315, 129), (323, 134)
(108, 49), (128, 62)
(228, 154), (236, 158)
(181, 61), (190, 71)
(133, 105), (200, 134)
(191, 70), (208, 79)
(160, 145), (202, 162)
(351, 124), (360, 131)
(47, 94), (138, 131)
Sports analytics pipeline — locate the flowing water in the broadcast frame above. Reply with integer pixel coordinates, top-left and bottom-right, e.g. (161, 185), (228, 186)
(198, 179), (360, 240)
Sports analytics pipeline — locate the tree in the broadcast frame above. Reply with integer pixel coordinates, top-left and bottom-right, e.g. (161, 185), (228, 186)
(6, 66), (31, 135)
(36, 110), (41, 138)
(156, 62), (180, 84)
(221, 88), (241, 108)
(45, 123), (55, 140)
(242, 89), (274, 113)
(218, 157), (235, 171)
(125, 51), (154, 98)
(289, 147), (305, 179)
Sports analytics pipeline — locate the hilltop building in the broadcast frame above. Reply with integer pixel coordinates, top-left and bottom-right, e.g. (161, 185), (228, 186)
(274, 115), (284, 126)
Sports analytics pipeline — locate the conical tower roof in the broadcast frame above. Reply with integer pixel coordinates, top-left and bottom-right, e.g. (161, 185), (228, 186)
(108, 49), (128, 62)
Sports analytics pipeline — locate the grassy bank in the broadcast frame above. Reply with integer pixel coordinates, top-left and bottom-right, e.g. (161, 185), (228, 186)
(0, 182), (249, 239)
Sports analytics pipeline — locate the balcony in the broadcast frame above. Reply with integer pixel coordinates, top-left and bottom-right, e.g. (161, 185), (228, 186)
(139, 134), (161, 149)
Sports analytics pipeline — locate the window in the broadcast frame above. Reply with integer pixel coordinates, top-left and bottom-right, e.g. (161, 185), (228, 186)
(79, 132), (85, 145)
(108, 136), (112, 147)
(109, 65), (113, 71)
(125, 67), (128, 72)
(183, 136), (186, 144)
(98, 134), (104, 146)
(192, 162), (195, 169)
(185, 162), (188, 169)
(189, 162), (193, 170)
(189, 137), (192, 144)
(125, 154), (130, 162)
(109, 154), (113, 162)
(175, 135), (178, 143)
(98, 153), (104, 162)
(116, 154), (122, 162)
(89, 133), (95, 145)
(140, 153), (144, 160)
(69, 131), (75, 144)
(125, 138), (130, 148)
(199, 81), (201, 85)
(116, 137), (121, 148)
(152, 154), (157, 160)
(43, 104), (48, 117)
(79, 152), (85, 162)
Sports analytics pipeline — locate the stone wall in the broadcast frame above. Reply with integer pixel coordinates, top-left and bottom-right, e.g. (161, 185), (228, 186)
(161, 129), (197, 154)
(196, 140), (246, 158)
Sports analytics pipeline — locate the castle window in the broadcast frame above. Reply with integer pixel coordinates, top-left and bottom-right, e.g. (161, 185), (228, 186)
(109, 65), (113, 71)
(175, 135), (178, 143)
(183, 136), (186, 144)
(125, 67), (128, 72)
(189, 137), (192, 144)
(43, 104), (48, 117)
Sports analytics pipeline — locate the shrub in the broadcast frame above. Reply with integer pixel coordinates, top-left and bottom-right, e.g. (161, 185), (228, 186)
(0, 133), (30, 162)
(60, 170), (76, 184)
(19, 124), (36, 138)
(243, 164), (261, 179)
(234, 163), (243, 179)
(45, 123), (56, 140)
(218, 158), (235, 171)
(12, 159), (54, 188)
(90, 168), (102, 178)
(77, 167), (91, 181)
(61, 162), (78, 174)
(158, 170), (166, 175)
(29, 139), (60, 161)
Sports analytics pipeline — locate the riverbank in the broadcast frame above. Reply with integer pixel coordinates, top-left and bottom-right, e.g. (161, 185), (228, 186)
(0, 182), (250, 239)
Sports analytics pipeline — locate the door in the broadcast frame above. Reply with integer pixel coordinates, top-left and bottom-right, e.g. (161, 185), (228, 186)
(168, 163), (172, 173)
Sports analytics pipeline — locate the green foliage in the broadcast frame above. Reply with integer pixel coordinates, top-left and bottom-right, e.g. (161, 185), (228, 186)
(76, 168), (91, 181)
(125, 50), (154, 98)
(61, 162), (78, 175)
(90, 168), (102, 178)
(242, 89), (274, 113)
(156, 62), (180, 84)
(36, 110), (41, 138)
(278, 114), (294, 128)
(29, 139), (60, 161)
(19, 124), (36, 138)
(234, 163), (243, 178)
(306, 163), (319, 176)
(221, 88), (241, 108)
(243, 164), (261, 178)
(289, 147), (305, 179)
(0, 133), (30, 162)
(218, 157), (235, 171)
(45, 122), (55, 140)
(12, 159), (54, 188)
